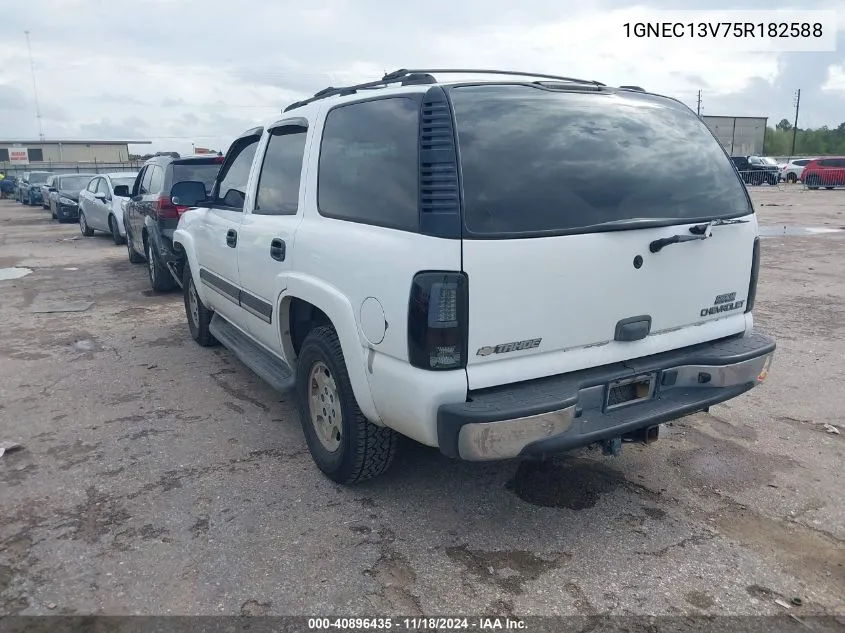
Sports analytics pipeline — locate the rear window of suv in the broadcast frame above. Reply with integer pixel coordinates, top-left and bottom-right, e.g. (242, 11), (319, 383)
(172, 161), (221, 194)
(449, 85), (752, 237)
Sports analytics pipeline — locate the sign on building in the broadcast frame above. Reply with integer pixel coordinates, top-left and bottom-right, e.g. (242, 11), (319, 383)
(9, 148), (29, 164)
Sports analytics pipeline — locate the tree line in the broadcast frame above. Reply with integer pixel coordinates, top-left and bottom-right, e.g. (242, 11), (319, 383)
(765, 119), (845, 157)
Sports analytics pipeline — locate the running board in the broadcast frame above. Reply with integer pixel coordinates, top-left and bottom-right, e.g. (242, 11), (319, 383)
(209, 313), (295, 392)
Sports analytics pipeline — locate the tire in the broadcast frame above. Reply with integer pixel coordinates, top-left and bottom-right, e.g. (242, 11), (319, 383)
(51, 206), (57, 219)
(296, 325), (397, 484)
(109, 215), (125, 245)
(787, 173), (797, 183)
(146, 239), (176, 292)
(126, 231), (145, 264)
(183, 263), (217, 347)
(79, 212), (95, 237)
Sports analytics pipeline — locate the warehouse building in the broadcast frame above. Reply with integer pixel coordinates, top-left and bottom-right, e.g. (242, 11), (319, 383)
(701, 116), (768, 156)
(0, 139), (150, 165)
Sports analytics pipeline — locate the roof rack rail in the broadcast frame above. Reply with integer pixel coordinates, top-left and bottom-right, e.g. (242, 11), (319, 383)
(283, 68), (606, 112)
(619, 85), (645, 92)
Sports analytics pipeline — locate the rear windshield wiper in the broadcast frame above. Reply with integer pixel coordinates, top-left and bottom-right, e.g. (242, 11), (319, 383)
(688, 217), (749, 235)
(650, 217), (749, 253)
(649, 232), (710, 253)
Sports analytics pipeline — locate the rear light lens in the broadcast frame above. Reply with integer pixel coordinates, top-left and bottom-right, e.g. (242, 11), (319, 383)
(746, 236), (760, 313)
(408, 271), (468, 370)
(155, 195), (189, 219)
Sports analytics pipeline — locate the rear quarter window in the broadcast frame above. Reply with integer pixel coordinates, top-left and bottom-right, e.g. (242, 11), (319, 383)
(449, 85), (752, 237)
(317, 96), (420, 232)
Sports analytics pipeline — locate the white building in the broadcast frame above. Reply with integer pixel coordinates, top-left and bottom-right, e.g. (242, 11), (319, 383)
(0, 139), (150, 165)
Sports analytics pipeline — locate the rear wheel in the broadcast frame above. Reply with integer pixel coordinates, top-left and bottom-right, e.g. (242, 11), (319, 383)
(146, 240), (176, 292)
(786, 173), (797, 183)
(296, 325), (397, 484)
(79, 212), (95, 237)
(109, 215), (125, 245)
(183, 263), (217, 346)
(806, 175), (820, 190)
(825, 186), (835, 190)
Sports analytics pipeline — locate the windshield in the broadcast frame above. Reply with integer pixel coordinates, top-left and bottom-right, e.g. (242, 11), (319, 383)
(173, 163), (220, 194)
(59, 176), (94, 191)
(450, 85), (751, 237)
(29, 172), (50, 184)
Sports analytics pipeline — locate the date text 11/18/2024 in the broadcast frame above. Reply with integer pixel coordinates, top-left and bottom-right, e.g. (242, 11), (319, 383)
(307, 617), (527, 630)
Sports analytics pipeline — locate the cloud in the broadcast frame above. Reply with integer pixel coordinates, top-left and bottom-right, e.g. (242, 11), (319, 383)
(0, 0), (843, 155)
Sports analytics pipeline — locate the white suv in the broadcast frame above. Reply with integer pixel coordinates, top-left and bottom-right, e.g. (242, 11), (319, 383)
(171, 69), (776, 484)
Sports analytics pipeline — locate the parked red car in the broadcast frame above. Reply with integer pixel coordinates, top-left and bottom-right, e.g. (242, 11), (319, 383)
(800, 157), (845, 189)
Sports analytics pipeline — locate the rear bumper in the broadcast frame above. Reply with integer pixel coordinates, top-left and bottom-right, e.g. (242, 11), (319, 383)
(437, 331), (775, 461)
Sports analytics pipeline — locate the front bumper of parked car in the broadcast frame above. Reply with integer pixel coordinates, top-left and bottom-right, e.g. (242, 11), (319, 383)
(56, 199), (79, 220)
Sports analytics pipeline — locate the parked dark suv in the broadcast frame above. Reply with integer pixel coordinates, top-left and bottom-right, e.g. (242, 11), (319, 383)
(729, 156), (779, 186)
(124, 153), (223, 291)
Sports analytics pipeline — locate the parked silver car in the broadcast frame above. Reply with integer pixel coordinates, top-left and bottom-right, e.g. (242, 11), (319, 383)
(77, 172), (139, 244)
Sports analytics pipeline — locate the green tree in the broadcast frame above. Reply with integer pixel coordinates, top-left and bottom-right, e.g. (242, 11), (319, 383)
(775, 118), (793, 132)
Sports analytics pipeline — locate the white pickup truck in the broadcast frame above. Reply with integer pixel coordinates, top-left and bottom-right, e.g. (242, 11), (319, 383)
(171, 68), (776, 484)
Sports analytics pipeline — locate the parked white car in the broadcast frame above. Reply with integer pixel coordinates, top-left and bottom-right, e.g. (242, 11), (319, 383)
(77, 172), (139, 244)
(779, 158), (815, 183)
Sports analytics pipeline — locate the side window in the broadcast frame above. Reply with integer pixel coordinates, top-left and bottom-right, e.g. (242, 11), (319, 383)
(317, 97), (419, 231)
(254, 126), (307, 216)
(96, 178), (109, 195)
(86, 178), (98, 192)
(213, 138), (259, 210)
(138, 167), (153, 194)
(818, 159), (832, 167)
(148, 166), (164, 194)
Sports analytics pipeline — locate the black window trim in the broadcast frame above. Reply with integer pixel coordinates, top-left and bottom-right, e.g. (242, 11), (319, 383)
(211, 133), (263, 212)
(316, 93), (423, 233)
(252, 121), (309, 217)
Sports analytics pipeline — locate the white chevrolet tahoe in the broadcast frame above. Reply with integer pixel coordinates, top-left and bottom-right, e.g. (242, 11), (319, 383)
(171, 69), (776, 484)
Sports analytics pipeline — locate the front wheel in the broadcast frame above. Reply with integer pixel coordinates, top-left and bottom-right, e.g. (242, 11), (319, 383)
(79, 212), (95, 237)
(183, 263), (217, 347)
(296, 326), (397, 484)
(126, 232), (145, 264)
(146, 240), (176, 292)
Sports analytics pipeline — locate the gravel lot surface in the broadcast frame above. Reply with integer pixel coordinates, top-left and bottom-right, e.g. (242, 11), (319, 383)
(1, 189), (843, 618)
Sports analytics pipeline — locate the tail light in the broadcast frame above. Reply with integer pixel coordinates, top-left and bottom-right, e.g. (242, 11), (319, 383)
(745, 237), (760, 313)
(408, 271), (468, 371)
(155, 195), (189, 219)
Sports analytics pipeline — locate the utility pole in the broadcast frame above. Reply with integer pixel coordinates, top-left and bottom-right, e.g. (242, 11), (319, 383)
(696, 90), (702, 117)
(790, 89), (801, 160)
(24, 30), (45, 142)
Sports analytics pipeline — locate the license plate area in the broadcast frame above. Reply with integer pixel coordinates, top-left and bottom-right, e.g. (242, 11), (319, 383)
(604, 373), (657, 412)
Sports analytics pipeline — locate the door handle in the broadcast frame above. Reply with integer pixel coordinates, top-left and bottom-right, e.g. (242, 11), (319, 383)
(226, 229), (237, 248)
(270, 238), (286, 262)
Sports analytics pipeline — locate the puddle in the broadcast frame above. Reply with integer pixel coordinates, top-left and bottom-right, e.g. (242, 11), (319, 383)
(507, 458), (625, 510)
(759, 225), (844, 237)
(0, 267), (33, 281)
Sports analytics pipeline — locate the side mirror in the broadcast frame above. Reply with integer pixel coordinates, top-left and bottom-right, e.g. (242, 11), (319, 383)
(94, 191), (106, 200)
(170, 180), (207, 207)
(113, 185), (130, 197)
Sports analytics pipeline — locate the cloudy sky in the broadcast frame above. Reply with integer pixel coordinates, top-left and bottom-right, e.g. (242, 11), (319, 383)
(1, 0), (844, 156)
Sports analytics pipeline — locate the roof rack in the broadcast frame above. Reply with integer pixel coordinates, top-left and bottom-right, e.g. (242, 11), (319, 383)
(619, 85), (646, 92)
(283, 68), (606, 112)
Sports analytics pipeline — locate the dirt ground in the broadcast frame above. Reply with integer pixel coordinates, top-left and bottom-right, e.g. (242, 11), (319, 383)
(0, 188), (843, 618)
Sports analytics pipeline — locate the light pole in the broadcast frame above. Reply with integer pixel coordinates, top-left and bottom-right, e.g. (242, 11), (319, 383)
(24, 30), (45, 142)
